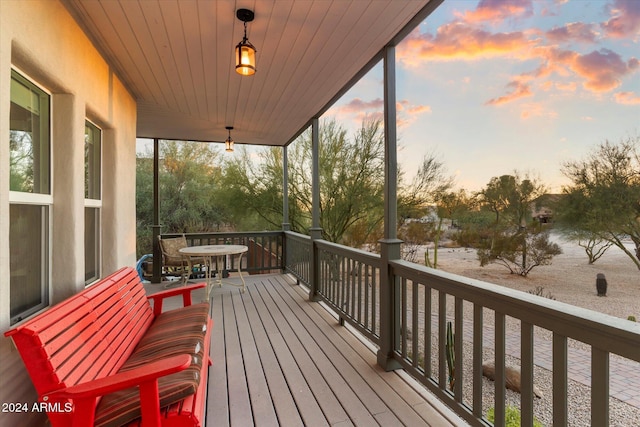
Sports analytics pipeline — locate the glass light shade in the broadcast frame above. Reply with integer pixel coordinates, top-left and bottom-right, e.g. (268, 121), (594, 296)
(225, 137), (234, 152)
(235, 42), (256, 76)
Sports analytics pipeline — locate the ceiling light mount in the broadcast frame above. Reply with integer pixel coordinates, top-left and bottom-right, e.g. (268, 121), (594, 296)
(235, 8), (256, 76)
(225, 126), (234, 152)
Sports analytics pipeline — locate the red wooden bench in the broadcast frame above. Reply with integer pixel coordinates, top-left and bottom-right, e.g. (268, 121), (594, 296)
(4, 267), (212, 427)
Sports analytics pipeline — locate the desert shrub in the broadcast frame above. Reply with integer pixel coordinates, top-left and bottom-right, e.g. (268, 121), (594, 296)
(527, 286), (556, 300)
(486, 406), (543, 427)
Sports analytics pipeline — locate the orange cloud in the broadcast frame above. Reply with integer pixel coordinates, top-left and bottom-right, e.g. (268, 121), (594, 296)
(602, 0), (640, 39)
(614, 91), (640, 105)
(329, 97), (431, 128)
(396, 1), (639, 106)
(398, 22), (533, 65)
(518, 47), (638, 94)
(486, 80), (532, 105)
(555, 81), (577, 91)
(519, 103), (558, 119)
(407, 105), (432, 114)
(458, 0), (533, 24)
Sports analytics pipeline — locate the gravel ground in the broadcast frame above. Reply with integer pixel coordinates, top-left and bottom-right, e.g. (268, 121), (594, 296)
(414, 234), (640, 426)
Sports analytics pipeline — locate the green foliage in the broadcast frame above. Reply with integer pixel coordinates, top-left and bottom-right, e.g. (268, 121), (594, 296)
(399, 221), (435, 263)
(445, 321), (455, 391)
(136, 141), (227, 257)
(486, 406), (543, 427)
(135, 119), (452, 256)
(477, 222), (562, 276)
(628, 315), (637, 322)
(557, 137), (640, 270)
(475, 173), (561, 276)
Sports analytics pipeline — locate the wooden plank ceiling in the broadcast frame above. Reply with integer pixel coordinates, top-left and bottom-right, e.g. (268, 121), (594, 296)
(61, 0), (438, 147)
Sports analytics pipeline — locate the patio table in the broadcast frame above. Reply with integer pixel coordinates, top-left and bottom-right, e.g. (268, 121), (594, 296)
(179, 244), (248, 298)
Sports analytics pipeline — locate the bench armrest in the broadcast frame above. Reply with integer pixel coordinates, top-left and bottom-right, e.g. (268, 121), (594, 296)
(147, 282), (207, 316)
(44, 354), (192, 427)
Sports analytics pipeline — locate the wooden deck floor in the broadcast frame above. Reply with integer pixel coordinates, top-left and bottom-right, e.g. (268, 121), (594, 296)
(192, 273), (465, 427)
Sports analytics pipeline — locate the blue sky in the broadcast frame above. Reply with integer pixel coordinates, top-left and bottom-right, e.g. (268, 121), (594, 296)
(325, 0), (639, 192)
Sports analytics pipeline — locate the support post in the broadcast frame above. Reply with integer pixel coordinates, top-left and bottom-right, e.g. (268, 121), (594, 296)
(309, 118), (322, 301)
(282, 145), (290, 232)
(377, 45), (402, 371)
(151, 138), (163, 283)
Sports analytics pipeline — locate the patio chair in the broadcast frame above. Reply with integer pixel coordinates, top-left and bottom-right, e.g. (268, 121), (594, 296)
(158, 235), (204, 285)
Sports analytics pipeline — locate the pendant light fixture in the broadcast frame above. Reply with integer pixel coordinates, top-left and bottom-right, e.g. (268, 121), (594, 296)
(235, 8), (256, 76)
(225, 126), (234, 152)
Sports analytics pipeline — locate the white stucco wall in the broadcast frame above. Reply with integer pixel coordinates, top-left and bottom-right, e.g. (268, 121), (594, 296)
(0, 1), (137, 424)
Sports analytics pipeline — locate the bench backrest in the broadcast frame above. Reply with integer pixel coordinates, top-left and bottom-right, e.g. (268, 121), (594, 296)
(5, 267), (154, 396)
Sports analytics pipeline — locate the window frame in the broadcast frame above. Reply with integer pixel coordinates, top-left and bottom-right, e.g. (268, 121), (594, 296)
(9, 68), (53, 324)
(84, 119), (102, 285)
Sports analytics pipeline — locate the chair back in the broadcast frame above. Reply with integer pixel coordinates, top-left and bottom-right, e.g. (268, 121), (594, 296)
(158, 235), (188, 266)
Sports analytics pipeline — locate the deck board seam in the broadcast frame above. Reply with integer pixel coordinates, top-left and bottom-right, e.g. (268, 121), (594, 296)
(274, 275), (438, 426)
(262, 276), (380, 426)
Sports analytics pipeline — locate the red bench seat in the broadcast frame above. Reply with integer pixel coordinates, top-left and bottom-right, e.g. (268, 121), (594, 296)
(4, 267), (212, 427)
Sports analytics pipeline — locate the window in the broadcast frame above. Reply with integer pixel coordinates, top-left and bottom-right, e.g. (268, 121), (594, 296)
(85, 120), (102, 284)
(9, 69), (51, 324)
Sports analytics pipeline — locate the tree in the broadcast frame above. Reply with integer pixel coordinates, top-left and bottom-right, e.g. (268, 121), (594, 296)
(136, 141), (226, 256)
(476, 173), (561, 276)
(557, 137), (640, 270)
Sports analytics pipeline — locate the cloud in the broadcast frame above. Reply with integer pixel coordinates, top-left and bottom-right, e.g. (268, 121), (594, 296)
(519, 103), (558, 119)
(602, 0), (640, 39)
(546, 22), (599, 44)
(485, 80), (533, 105)
(555, 81), (577, 92)
(570, 48), (639, 91)
(614, 91), (640, 104)
(507, 47), (639, 98)
(397, 1), (639, 105)
(407, 105), (433, 114)
(458, 0), (533, 24)
(340, 97), (384, 113)
(329, 97), (431, 128)
(398, 22), (533, 65)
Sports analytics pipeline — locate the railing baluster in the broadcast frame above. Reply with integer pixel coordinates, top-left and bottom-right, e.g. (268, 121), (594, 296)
(495, 312), (506, 427)
(401, 277), (408, 358)
(553, 333), (568, 427)
(521, 321), (534, 427)
(591, 347), (609, 426)
(412, 279), (419, 368)
(472, 304), (483, 418)
(439, 291), (447, 390)
(424, 286), (432, 377)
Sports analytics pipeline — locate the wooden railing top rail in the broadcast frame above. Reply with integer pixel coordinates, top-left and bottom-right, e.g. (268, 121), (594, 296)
(163, 231), (284, 239)
(391, 259), (640, 363)
(315, 239), (381, 265)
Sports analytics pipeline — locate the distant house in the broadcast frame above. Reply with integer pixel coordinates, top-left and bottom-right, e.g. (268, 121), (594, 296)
(532, 193), (564, 224)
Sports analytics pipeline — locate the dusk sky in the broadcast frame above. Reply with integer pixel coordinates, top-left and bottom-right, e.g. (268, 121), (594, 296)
(325, 0), (640, 192)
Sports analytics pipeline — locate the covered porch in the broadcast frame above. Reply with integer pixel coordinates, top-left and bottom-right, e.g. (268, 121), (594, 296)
(2, 1), (640, 426)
